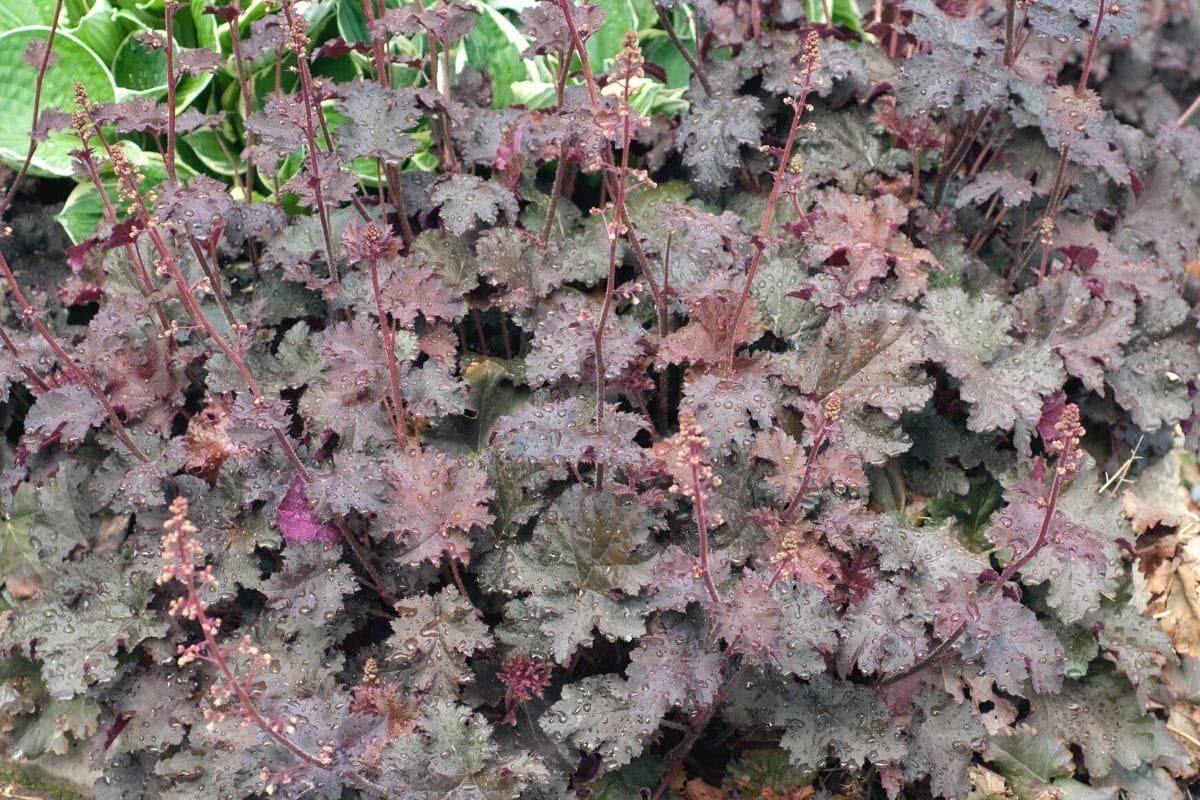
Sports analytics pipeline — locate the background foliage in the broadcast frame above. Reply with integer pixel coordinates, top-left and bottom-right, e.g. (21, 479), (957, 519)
(0, 0), (1199, 797)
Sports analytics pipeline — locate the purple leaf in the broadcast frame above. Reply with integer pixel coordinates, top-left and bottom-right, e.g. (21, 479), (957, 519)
(276, 476), (340, 545)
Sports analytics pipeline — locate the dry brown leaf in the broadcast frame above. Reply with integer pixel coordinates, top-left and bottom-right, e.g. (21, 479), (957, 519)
(683, 777), (726, 800)
(1123, 488), (1182, 534)
(967, 764), (1014, 800)
(1150, 538), (1200, 658)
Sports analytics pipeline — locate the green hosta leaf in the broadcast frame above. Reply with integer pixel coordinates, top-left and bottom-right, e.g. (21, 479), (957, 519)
(465, 0), (540, 108)
(0, 0), (64, 30)
(585, 0), (637, 66)
(805, 0), (862, 30)
(0, 27), (116, 177)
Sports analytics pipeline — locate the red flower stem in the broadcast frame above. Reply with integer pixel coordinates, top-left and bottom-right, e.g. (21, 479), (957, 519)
(164, 2), (179, 183)
(170, 535), (388, 796)
(359, 0), (392, 87)
(368, 254), (411, 445)
(1003, 0), (1018, 66)
(781, 417), (830, 521)
(1078, 0), (1107, 94)
(93, 145), (395, 602)
(653, 4), (710, 96)
(383, 163), (415, 247)
(592, 80), (635, 433)
(766, 556), (789, 590)
(555, 0), (599, 104)
(1177, 92), (1200, 126)
(725, 74), (815, 370)
(226, 4), (258, 197)
(690, 460), (722, 604)
(1010, 0), (1109, 290)
(548, 10), (668, 346)
(538, 141), (570, 247)
(0, 251), (148, 463)
(877, 443), (1074, 688)
(278, 1), (340, 287)
(0, 0), (64, 221)
(71, 145), (171, 332)
(187, 238), (240, 331)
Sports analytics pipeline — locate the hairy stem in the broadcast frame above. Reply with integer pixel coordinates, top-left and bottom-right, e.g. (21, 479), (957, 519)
(164, 3), (179, 183)
(654, 4), (711, 96)
(368, 254), (411, 445)
(1003, 0), (1018, 66)
(691, 458), (722, 605)
(781, 415), (831, 521)
(725, 59), (818, 368)
(1078, 0), (1108, 93)
(278, 1), (340, 287)
(538, 141), (569, 247)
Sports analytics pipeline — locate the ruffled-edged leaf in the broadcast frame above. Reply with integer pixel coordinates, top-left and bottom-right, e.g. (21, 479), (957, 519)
(836, 580), (929, 678)
(806, 189), (938, 300)
(903, 687), (986, 799)
(681, 363), (776, 454)
(986, 474), (1121, 623)
(540, 674), (644, 770)
(334, 81), (420, 162)
(776, 675), (906, 770)
(677, 69), (763, 192)
(259, 541), (357, 635)
(381, 699), (551, 799)
(922, 288), (1064, 437)
(1025, 674), (1192, 779)
(23, 383), (105, 452)
(776, 301), (932, 462)
(386, 587), (493, 696)
(938, 590), (1065, 695)
(626, 621), (722, 735)
(490, 395), (648, 480)
(378, 447), (494, 566)
(898, 0), (1008, 114)
(430, 174), (519, 235)
(1012, 273), (1133, 395)
(1, 554), (168, 699)
(525, 291), (647, 386)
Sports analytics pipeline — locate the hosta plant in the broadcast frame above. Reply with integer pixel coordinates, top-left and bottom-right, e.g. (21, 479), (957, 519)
(0, 0), (1199, 798)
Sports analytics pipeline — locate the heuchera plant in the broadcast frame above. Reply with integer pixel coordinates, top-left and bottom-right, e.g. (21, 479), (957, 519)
(0, 0), (1198, 797)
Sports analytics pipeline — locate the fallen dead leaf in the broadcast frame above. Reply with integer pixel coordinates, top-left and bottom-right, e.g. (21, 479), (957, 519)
(1149, 537), (1200, 659)
(683, 777), (726, 800)
(966, 764), (1014, 800)
(1123, 488), (1182, 534)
